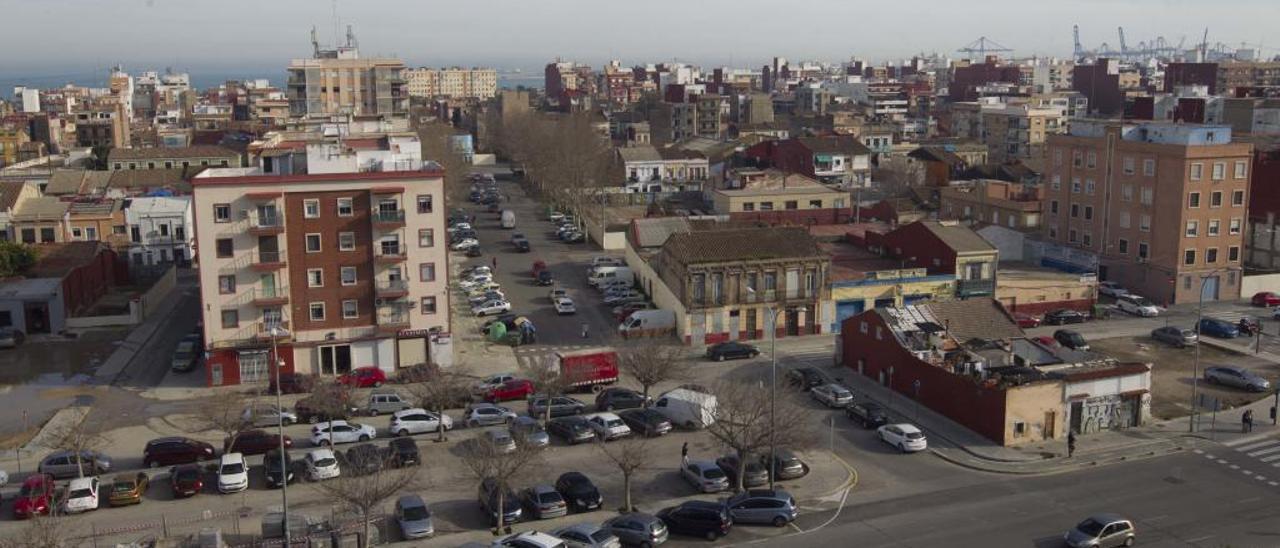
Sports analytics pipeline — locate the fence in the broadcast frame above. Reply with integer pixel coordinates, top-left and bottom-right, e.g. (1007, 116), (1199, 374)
(67, 505), (391, 548)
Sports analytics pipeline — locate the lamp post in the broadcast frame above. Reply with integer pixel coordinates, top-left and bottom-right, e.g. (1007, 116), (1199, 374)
(271, 326), (290, 546)
(747, 287), (805, 490)
(1190, 268), (1229, 433)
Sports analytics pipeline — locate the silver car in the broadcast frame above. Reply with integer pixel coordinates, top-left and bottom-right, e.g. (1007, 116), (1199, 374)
(601, 513), (669, 547)
(483, 429), (517, 454)
(38, 450), (112, 479)
(464, 403), (518, 427)
(725, 489), (798, 527)
(243, 404), (298, 427)
(365, 390), (411, 416)
(394, 495), (434, 539)
(681, 460), (729, 493)
(810, 384), (853, 408)
(1150, 326), (1197, 348)
(509, 416), (550, 449)
(1064, 513), (1135, 548)
(520, 484), (568, 519)
(553, 522), (623, 548)
(1204, 366), (1272, 392)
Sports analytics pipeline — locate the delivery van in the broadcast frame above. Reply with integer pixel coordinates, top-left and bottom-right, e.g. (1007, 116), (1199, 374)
(653, 388), (718, 429)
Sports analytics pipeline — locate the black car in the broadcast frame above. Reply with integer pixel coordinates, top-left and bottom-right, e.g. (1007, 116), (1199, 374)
(845, 402), (888, 429)
(1044, 309), (1088, 325)
(263, 449), (299, 488)
(528, 395), (587, 418)
(1053, 329), (1090, 350)
(595, 387), (649, 411)
(480, 314), (519, 334)
(786, 368), (824, 391)
(536, 270), (555, 286)
(387, 437), (421, 467)
(143, 437), (216, 467)
(268, 373), (316, 395)
(715, 454), (769, 488)
(465, 245), (483, 258)
(548, 416), (596, 444)
(617, 408), (672, 437)
(478, 477), (523, 525)
(344, 444), (388, 476)
(706, 342), (760, 362)
(657, 501), (732, 541)
(555, 471), (603, 512)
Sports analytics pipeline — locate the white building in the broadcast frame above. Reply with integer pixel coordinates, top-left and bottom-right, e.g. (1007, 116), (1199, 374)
(125, 196), (194, 265)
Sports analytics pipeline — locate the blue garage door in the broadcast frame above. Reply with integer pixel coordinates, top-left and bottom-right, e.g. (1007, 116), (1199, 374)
(833, 301), (866, 333)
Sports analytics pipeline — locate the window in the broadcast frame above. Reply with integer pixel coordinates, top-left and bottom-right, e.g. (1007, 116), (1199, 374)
(131, 226), (141, 242)
(809, 200), (823, 209)
(759, 202), (774, 211)
(1190, 163), (1203, 181)
(420, 296), (437, 315)
(1235, 161), (1248, 179)
(1118, 239), (1129, 254)
(309, 302), (326, 321)
(1212, 162), (1225, 180)
(1085, 179), (1095, 195)
(1122, 156), (1135, 175)
(1229, 246), (1240, 262)
(1050, 200), (1059, 214)
(1119, 211), (1131, 228)
(1208, 219), (1220, 235)
(1138, 242), (1149, 259)
(39, 228), (54, 242)
(1232, 190), (1245, 206)
(1049, 227), (1058, 239)
(304, 199), (320, 218)
(1184, 276), (1193, 290)
(1206, 248), (1219, 264)
(1140, 214), (1151, 232)
(1073, 150), (1083, 167)
(1082, 232), (1092, 246)
(71, 228), (82, 239)
(159, 224), (170, 237)
(418, 229), (434, 247)
(763, 271), (777, 290)
(307, 268), (324, 288)
(175, 226), (184, 240)
(216, 238), (233, 258)
(416, 195), (433, 214)
(218, 275), (236, 294)
(1068, 229), (1078, 243)
(338, 232), (355, 251)
(1143, 159), (1156, 176)
(337, 198), (353, 217)
(1185, 220), (1199, 237)
(784, 201), (798, 210)
(1051, 174), (1061, 190)
(214, 204), (231, 223)
(340, 267), (357, 286)
(1084, 206), (1093, 220)
(742, 202), (755, 212)
(1230, 218), (1242, 234)
(21, 228), (35, 243)
(1071, 177), (1081, 193)
(1188, 192), (1200, 208)
(1121, 184), (1133, 201)
(221, 310), (239, 329)
(1140, 187), (1153, 205)
(342, 300), (358, 319)
(305, 233), (321, 253)
(419, 263), (436, 282)
(1210, 191), (1223, 208)
(1184, 249), (1196, 265)
(1086, 151), (1097, 168)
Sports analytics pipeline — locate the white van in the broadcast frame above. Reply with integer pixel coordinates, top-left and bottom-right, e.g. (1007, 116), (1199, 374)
(500, 210), (516, 229)
(618, 310), (675, 336)
(588, 267), (633, 287)
(653, 388), (718, 429)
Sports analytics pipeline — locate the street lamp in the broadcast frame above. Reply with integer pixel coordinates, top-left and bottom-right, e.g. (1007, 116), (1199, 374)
(1190, 268), (1230, 433)
(746, 287), (805, 490)
(270, 326), (290, 546)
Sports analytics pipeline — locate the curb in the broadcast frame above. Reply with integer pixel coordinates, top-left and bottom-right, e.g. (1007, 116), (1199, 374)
(929, 436), (1196, 475)
(811, 451), (858, 500)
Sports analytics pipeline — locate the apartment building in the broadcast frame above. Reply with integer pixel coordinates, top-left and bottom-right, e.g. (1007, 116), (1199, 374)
(124, 196), (194, 266)
(286, 44), (407, 118)
(1044, 121), (1253, 304)
(403, 67), (498, 100)
(108, 146), (240, 171)
(950, 101), (1067, 163)
(192, 139), (449, 386)
(939, 179), (1043, 232)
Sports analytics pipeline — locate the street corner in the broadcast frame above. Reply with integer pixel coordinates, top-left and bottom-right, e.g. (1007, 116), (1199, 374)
(778, 449), (859, 505)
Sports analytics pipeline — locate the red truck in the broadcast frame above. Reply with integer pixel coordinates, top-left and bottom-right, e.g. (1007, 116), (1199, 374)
(557, 348), (619, 392)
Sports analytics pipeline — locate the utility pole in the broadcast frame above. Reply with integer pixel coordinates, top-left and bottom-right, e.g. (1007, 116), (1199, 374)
(271, 327), (291, 547)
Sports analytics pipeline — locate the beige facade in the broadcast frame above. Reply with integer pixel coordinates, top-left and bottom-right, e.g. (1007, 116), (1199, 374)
(404, 67), (498, 100)
(287, 57), (408, 117)
(939, 179), (1043, 232)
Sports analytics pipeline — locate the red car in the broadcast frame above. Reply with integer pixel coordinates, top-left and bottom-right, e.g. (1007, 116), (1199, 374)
(169, 464), (204, 498)
(1252, 292), (1280, 307)
(338, 367), (386, 388)
(13, 474), (55, 519)
(1013, 313), (1041, 329)
(484, 379), (535, 402)
(1032, 335), (1058, 347)
(224, 429), (293, 456)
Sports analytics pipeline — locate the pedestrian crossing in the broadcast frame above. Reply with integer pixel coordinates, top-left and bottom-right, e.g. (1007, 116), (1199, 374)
(1222, 435), (1280, 467)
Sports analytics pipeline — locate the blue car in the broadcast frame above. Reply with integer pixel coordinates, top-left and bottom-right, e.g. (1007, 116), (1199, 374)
(1198, 318), (1239, 339)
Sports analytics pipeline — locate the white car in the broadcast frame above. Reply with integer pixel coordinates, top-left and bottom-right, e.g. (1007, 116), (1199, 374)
(585, 413), (632, 441)
(1116, 294), (1160, 317)
(242, 404), (298, 427)
(588, 256), (625, 269)
(811, 384), (854, 408)
(62, 477), (100, 513)
(554, 297), (577, 315)
(390, 408), (454, 436)
(217, 453), (249, 493)
(451, 238), (480, 251)
(460, 276), (495, 291)
(449, 223), (473, 233)
(878, 423), (928, 453)
(461, 265), (491, 278)
(304, 448), (341, 481)
(548, 211), (565, 222)
(495, 531), (567, 548)
(469, 290), (506, 307)
(473, 300), (512, 317)
(310, 420), (377, 446)
(1098, 281), (1129, 298)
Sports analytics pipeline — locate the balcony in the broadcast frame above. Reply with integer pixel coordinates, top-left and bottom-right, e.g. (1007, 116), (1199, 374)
(956, 278), (996, 298)
(376, 307), (411, 332)
(254, 321), (291, 342)
(372, 209), (406, 229)
(251, 251), (286, 271)
(249, 287), (289, 306)
(375, 245), (406, 264)
(375, 279), (409, 298)
(248, 213), (285, 236)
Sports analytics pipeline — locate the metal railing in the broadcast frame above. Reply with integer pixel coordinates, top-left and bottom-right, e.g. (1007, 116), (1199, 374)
(376, 279), (408, 292)
(257, 251), (284, 264)
(373, 209), (406, 223)
(376, 308), (410, 326)
(376, 244), (404, 257)
(250, 287), (289, 302)
(250, 211), (284, 229)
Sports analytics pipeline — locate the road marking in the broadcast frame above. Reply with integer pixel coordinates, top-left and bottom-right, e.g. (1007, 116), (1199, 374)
(1256, 476), (1268, 481)
(1234, 439), (1280, 451)
(1246, 445), (1280, 457)
(1186, 535), (1214, 543)
(1271, 482), (1279, 486)
(1239, 496), (1261, 503)
(1229, 464), (1240, 469)
(788, 522), (803, 533)
(1203, 453), (1217, 459)
(1223, 435), (1278, 448)
(1193, 448), (1204, 454)
(1260, 453), (1280, 463)
(1218, 459), (1230, 464)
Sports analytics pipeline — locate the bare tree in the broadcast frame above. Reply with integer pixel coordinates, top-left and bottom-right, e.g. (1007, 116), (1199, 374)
(458, 435), (543, 535)
(520, 355), (574, 426)
(705, 381), (814, 492)
(416, 120), (471, 206)
(304, 382), (358, 440)
(311, 452), (419, 547)
(406, 367), (475, 442)
(188, 390), (252, 455)
(0, 514), (64, 548)
(618, 344), (689, 405)
(42, 406), (109, 478)
(595, 435), (652, 512)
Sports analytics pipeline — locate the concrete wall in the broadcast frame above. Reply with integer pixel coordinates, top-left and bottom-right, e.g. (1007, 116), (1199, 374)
(139, 265), (177, 319)
(66, 301), (141, 328)
(1242, 273), (1280, 297)
(1003, 381), (1066, 445)
(624, 243), (687, 339)
(977, 225), (1026, 262)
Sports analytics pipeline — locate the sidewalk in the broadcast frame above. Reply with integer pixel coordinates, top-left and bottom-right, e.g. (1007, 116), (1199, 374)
(91, 279), (187, 385)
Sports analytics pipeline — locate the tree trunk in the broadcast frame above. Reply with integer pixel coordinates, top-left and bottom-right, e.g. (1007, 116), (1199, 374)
(622, 473), (633, 513)
(641, 385), (651, 408)
(736, 449), (749, 493)
(494, 489), (505, 535)
(436, 404), (447, 442)
(361, 511), (371, 548)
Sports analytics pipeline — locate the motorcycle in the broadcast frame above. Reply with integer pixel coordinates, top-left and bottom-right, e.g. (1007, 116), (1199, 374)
(1238, 318), (1259, 336)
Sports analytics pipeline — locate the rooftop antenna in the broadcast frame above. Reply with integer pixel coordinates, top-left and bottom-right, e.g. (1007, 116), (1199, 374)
(346, 25), (358, 50)
(332, 0), (340, 52)
(310, 26), (320, 57)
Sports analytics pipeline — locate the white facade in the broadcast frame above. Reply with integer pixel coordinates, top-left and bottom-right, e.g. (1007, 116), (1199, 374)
(125, 196), (194, 265)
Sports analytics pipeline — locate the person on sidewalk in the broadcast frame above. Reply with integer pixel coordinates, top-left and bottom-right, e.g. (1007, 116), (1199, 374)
(681, 442), (689, 467)
(491, 257), (498, 271)
(1244, 409), (1255, 433)
(581, 322), (590, 339)
(1067, 431), (1076, 458)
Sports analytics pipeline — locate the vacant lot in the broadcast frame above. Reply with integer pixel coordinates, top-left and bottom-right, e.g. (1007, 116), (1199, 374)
(1089, 336), (1280, 420)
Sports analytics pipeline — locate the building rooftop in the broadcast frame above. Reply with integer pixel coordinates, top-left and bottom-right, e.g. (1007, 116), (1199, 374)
(126, 196), (190, 215)
(45, 170), (113, 196)
(617, 146), (662, 163)
(662, 226), (823, 265)
(823, 242), (917, 282)
(916, 220), (997, 254)
(108, 146), (239, 161)
(68, 199), (123, 217)
(27, 242), (107, 279)
(0, 181), (28, 211)
(13, 196), (69, 220)
(798, 135), (872, 156)
(0, 278), (62, 300)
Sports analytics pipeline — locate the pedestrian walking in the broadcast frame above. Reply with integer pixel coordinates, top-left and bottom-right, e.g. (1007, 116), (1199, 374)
(491, 257), (497, 271)
(681, 442), (689, 467)
(1066, 431), (1076, 458)
(581, 322), (590, 339)
(1245, 409), (1255, 433)
(1243, 410), (1251, 433)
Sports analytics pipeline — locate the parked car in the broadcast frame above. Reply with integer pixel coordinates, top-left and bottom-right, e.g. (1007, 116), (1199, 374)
(217, 453), (249, 494)
(482, 428), (518, 454)
(338, 366), (387, 388)
(38, 449), (112, 479)
(528, 395), (587, 418)
(617, 408), (672, 437)
(877, 423), (928, 453)
(473, 299), (513, 317)
(107, 472), (150, 506)
(63, 477), (101, 514)
(810, 384), (854, 407)
(1252, 291), (1280, 307)
(845, 402), (889, 429)
(1064, 513), (1136, 548)
(263, 449), (298, 488)
(521, 484), (569, 520)
(1151, 326), (1198, 348)
(1054, 329), (1090, 351)
(395, 494), (435, 539)
(555, 472), (604, 512)
(601, 513), (668, 547)
(143, 437), (215, 467)
(171, 341), (200, 372)
(759, 449), (809, 480)
(1013, 313), (1041, 329)
(1116, 294), (1160, 317)
(657, 501), (732, 541)
(309, 420), (376, 446)
(295, 395), (357, 425)
(613, 302), (656, 322)
(548, 416), (597, 445)
(302, 448), (340, 481)
(705, 341), (760, 361)
(169, 464), (203, 498)
(1199, 318), (1241, 339)
(552, 522), (623, 548)
(344, 443), (388, 476)
(13, 474), (55, 518)
(243, 404), (298, 427)
(786, 367), (824, 391)
(387, 437), (422, 467)
(1204, 365), (1272, 392)
(225, 429), (292, 456)
(483, 379), (536, 402)
(555, 297), (578, 315)
(478, 477), (523, 526)
(715, 454), (769, 488)
(464, 403), (518, 427)
(537, 270), (556, 286)
(725, 489), (798, 527)
(603, 291), (644, 306)
(681, 460), (729, 493)
(1033, 335), (1059, 347)
(509, 416), (551, 448)
(596, 387), (649, 411)
(389, 408), (453, 436)
(451, 238), (479, 250)
(586, 412), (632, 440)
(0, 326), (26, 349)
(1044, 309), (1088, 325)
(268, 372), (316, 395)
(365, 389), (411, 416)
(1098, 282), (1129, 298)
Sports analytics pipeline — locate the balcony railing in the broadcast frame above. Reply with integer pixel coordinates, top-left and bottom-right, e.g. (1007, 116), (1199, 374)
(957, 278), (996, 297)
(249, 212), (284, 235)
(373, 209), (406, 227)
(376, 307), (411, 331)
(250, 287), (289, 306)
(375, 245), (406, 262)
(252, 251), (286, 270)
(255, 321), (291, 341)
(375, 279), (409, 297)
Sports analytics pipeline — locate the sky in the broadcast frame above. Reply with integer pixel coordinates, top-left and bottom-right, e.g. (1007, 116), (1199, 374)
(1, 0), (1276, 89)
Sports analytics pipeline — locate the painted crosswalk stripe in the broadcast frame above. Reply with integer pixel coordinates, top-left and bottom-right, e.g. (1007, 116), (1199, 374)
(1260, 453), (1280, 463)
(1230, 464), (1241, 469)
(1233, 439), (1278, 451)
(1246, 445), (1280, 457)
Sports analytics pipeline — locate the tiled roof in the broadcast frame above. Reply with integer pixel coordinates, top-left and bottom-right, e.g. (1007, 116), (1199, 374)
(0, 181), (27, 211)
(921, 298), (1023, 342)
(108, 146), (239, 161)
(797, 135), (871, 156)
(45, 170), (112, 196)
(632, 217), (692, 249)
(618, 146), (662, 163)
(27, 242), (107, 279)
(108, 168), (199, 194)
(917, 220), (996, 254)
(13, 196), (69, 219)
(908, 146), (967, 167)
(662, 227), (823, 265)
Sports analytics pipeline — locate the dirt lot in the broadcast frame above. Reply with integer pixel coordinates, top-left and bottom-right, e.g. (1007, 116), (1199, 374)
(1089, 336), (1280, 420)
